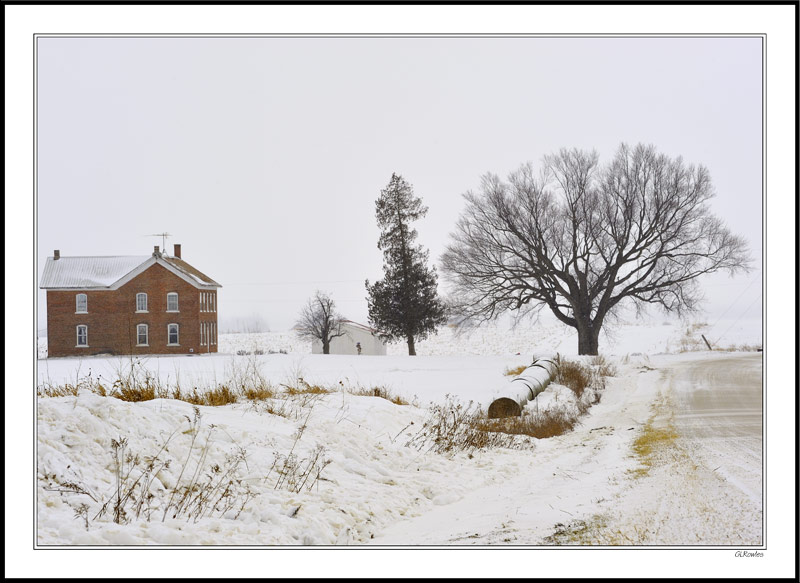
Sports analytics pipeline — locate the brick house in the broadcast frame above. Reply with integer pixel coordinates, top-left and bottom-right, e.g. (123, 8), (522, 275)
(39, 245), (221, 357)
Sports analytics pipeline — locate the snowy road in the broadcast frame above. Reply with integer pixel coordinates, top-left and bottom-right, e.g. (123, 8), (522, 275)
(670, 354), (763, 504)
(369, 353), (764, 545)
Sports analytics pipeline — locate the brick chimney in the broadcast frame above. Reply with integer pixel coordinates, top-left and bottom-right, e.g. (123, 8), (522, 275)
(153, 245), (160, 256)
(173, 244), (181, 259)
(54, 249), (60, 260)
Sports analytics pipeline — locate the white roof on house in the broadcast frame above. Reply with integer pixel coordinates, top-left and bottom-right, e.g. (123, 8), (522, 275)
(39, 254), (221, 289)
(39, 256), (151, 288)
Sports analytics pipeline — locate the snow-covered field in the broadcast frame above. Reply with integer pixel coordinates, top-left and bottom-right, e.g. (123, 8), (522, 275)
(35, 317), (765, 552)
(37, 314), (762, 361)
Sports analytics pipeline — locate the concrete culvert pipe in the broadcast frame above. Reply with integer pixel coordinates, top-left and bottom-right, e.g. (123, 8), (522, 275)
(487, 357), (558, 419)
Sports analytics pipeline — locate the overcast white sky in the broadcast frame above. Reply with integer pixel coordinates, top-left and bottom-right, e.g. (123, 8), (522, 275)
(36, 35), (763, 332)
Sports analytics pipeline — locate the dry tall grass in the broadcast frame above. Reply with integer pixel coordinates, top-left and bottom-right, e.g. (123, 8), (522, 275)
(43, 408), (258, 526)
(503, 364), (529, 377)
(405, 397), (526, 453)
(283, 383), (331, 396)
(478, 407), (578, 439)
(554, 356), (592, 398)
(346, 384), (409, 406)
(37, 358), (413, 414)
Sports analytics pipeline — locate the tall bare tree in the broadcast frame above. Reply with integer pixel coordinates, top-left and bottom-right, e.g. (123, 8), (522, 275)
(441, 143), (752, 355)
(295, 291), (346, 354)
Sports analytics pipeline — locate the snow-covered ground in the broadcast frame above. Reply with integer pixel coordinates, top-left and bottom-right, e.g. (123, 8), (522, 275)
(366, 352), (764, 547)
(33, 316), (767, 552)
(36, 314), (762, 361)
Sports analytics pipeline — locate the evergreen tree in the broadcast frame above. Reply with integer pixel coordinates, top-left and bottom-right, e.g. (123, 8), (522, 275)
(365, 173), (447, 355)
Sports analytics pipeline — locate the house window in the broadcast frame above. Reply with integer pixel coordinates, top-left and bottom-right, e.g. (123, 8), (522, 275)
(167, 292), (179, 312)
(200, 322), (206, 346)
(211, 322), (216, 345)
(76, 325), (88, 347)
(211, 293), (215, 312)
(136, 293), (148, 312)
(75, 293), (87, 313)
(136, 324), (149, 346)
(167, 323), (179, 346)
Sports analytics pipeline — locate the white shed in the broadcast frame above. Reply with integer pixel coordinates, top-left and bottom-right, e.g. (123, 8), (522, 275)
(311, 320), (387, 355)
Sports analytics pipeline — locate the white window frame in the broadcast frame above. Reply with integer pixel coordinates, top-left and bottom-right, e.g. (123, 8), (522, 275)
(211, 293), (215, 312)
(200, 321), (206, 346)
(136, 293), (148, 313)
(75, 293), (88, 314)
(136, 323), (149, 347)
(211, 322), (216, 345)
(76, 325), (88, 347)
(166, 292), (179, 312)
(167, 323), (180, 346)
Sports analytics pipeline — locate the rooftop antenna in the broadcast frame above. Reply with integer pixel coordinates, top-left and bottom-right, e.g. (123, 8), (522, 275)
(149, 232), (172, 252)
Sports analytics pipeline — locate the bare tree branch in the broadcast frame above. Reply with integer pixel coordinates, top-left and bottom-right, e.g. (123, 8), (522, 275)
(294, 291), (346, 354)
(441, 143), (752, 354)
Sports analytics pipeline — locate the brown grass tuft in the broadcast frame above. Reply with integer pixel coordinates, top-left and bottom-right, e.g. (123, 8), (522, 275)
(554, 357), (592, 398)
(37, 383), (80, 398)
(405, 396), (540, 454)
(503, 364), (529, 377)
(347, 385), (408, 405)
(242, 385), (275, 401)
(284, 382), (331, 396)
(198, 385), (239, 407)
(478, 408), (578, 439)
(111, 380), (163, 402)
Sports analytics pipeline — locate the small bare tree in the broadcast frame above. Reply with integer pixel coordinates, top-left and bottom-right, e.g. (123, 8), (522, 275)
(295, 291), (346, 355)
(441, 143), (752, 355)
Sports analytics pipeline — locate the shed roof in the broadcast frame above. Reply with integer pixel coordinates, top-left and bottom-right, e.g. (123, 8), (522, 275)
(341, 320), (380, 334)
(39, 253), (221, 290)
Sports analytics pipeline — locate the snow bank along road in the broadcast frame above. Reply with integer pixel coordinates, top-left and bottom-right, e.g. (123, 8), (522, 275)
(370, 353), (763, 545)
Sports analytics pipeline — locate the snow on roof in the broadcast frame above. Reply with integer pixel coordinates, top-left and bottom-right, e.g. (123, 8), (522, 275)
(162, 256), (221, 287)
(341, 320), (379, 334)
(39, 255), (150, 288)
(39, 253), (222, 289)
